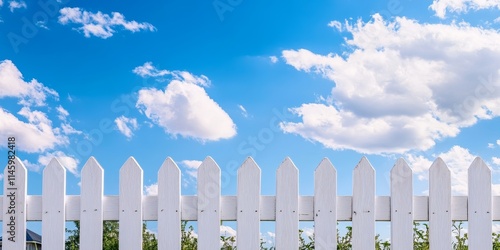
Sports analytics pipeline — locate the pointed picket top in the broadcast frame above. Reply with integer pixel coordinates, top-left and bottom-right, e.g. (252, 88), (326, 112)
(314, 158), (337, 250)
(352, 156), (375, 250)
(315, 157), (336, 174)
(44, 157), (66, 174)
(237, 157), (261, 250)
(42, 157), (66, 250)
(429, 157), (451, 250)
(3, 156), (27, 250)
(429, 157), (450, 174)
(119, 157), (143, 250)
(158, 157), (181, 250)
(159, 157), (180, 176)
(469, 157), (490, 172)
(391, 158), (412, 183)
(468, 156), (492, 249)
(80, 156), (104, 250)
(239, 157), (260, 172)
(120, 156), (142, 174)
(354, 156), (375, 173)
(277, 157), (298, 173)
(276, 157), (299, 249)
(198, 156), (220, 173)
(390, 158), (413, 250)
(81, 156), (104, 174)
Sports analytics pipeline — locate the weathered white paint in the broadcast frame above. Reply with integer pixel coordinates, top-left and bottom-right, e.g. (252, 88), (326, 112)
(390, 158), (413, 250)
(42, 158), (66, 250)
(119, 157), (143, 250)
(352, 157), (375, 250)
(314, 158), (337, 250)
(237, 157), (261, 250)
(429, 157), (452, 250)
(275, 157), (299, 249)
(468, 157), (492, 250)
(158, 157), (181, 250)
(80, 157), (104, 250)
(197, 157), (221, 249)
(2, 157), (27, 250)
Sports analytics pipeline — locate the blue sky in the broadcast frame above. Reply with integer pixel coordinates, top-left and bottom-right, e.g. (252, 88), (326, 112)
(1, 0), (500, 243)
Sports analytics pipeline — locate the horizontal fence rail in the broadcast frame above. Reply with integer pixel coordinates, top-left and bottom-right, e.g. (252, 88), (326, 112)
(1, 156), (496, 250)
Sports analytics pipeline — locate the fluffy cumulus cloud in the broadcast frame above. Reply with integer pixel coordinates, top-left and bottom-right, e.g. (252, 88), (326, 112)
(9, 0), (26, 12)
(0, 60), (58, 106)
(58, 7), (155, 39)
(38, 151), (80, 176)
(0, 60), (79, 154)
(430, 0), (500, 19)
(114, 115), (138, 139)
(281, 15), (500, 154)
(493, 157), (500, 166)
(406, 146), (498, 195)
(135, 63), (236, 141)
(133, 62), (210, 87)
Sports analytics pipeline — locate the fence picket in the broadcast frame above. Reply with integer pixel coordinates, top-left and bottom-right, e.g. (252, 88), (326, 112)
(80, 157), (104, 250)
(276, 157), (299, 249)
(352, 157), (375, 250)
(198, 156), (221, 249)
(390, 158), (413, 249)
(158, 157), (181, 250)
(119, 157), (143, 250)
(468, 157), (492, 250)
(237, 157), (261, 250)
(429, 157), (451, 250)
(314, 158), (337, 250)
(2, 157), (27, 250)
(42, 158), (66, 250)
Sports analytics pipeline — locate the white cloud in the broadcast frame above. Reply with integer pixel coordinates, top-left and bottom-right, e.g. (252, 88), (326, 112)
(58, 7), (155, 39)
(133, 62), (210, 87)
(0, 60), (58, 107)
(135, 64), (236, 141)
(38, 151), (79, 176)
(0, 107), (68, 153)
(238, 104), (248, 118)
(114, 115), (138, 139)
(301, 227), (314, 238)
(407, 145), (486, 195)
(495, 17), (500, 23)
(493, 157), (500, 166)
(144, 183), (158, 196)
(497, 139), (500, 146)
(269, 56), (278, 64)
(22, 159), (41, 172)
(0, 0), (4, 7)
(61, 123), (82, 135)
(56, 105), (69, 121)
(328, 20), (343, 31)
(281, 15), (500, 154)
(430, 0), (500, 19)
(9, 0), (26, 12)
(181, 160), (202, 179)
(489, 143), (495, 148)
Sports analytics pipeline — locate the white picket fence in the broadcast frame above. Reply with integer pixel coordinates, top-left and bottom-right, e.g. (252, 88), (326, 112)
(0, 156), (495, 249)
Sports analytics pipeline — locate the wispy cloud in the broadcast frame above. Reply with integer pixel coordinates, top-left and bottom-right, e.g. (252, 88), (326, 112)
(38, 151), (80, 176)
(430, 0), (500, 19)
(58, 7), (156, 38)
(269, 56), (278, 64)
(9, 0), (26, 12)
(114, 115), (138, 139)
